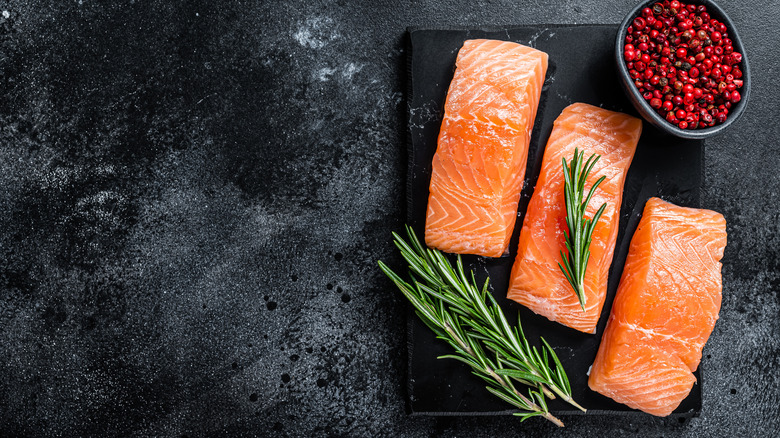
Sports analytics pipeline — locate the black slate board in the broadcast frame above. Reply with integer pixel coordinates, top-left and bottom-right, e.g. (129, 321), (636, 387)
(405, 26), (705, 419)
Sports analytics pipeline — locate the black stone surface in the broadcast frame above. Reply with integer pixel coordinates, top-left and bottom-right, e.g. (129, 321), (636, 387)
(0, 1), (777, 437)
(406, 26), (703, 418)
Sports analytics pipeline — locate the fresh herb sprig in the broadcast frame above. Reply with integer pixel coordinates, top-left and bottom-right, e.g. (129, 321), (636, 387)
(378, 226), (585, 425)
(558, 148), (607, 311)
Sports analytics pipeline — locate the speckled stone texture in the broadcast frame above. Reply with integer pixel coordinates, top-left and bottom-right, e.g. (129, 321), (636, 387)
(0, 1), (777, 437)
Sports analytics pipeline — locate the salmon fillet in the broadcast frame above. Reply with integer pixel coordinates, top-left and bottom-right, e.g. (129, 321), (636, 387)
(425, 39), (548, 257)
(588, 197), (727, 416)
(507, 103), (642, 333)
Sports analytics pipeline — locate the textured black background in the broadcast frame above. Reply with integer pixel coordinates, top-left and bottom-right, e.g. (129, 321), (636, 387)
(0, 1), (777, 437)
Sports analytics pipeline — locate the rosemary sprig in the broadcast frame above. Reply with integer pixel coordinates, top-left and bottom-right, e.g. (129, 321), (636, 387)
(558, 148), (607, 311)
(380, 263), (558, 425)
(391, 226), (583, 411)
(378, 226), (585, 425)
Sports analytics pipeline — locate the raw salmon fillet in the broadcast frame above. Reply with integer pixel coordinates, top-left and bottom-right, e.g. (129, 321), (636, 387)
(507, 103), (642, 333)
(588, 197), (727, 416)
(424, 39), (548, 257)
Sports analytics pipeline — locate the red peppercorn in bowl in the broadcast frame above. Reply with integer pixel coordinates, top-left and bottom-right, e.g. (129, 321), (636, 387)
(615, 0), (750, 138)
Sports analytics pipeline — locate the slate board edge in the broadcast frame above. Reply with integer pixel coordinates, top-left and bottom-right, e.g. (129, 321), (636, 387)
(403, 28), (417, 417)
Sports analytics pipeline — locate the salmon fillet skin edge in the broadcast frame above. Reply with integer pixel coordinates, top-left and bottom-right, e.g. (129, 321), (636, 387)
(507, 103), (642, 333)
(424, 39), (548, 258)
(588, 197), (727, 416)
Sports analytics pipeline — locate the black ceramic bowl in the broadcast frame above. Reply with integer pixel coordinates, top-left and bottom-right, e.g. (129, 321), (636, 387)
(615, 0), (751, 139)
